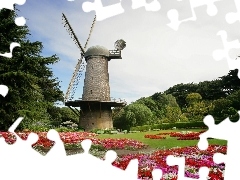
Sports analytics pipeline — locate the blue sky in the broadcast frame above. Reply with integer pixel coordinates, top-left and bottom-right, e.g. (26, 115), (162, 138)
(15, 0), (240, 105)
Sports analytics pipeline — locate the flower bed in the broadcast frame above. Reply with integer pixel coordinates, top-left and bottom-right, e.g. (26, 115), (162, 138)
(144, 134), (166, 139)
(0, 131), (226, 179)
(144, 131), (207, 141)
(170, 131), (206, 140)
(0, 131), (147, 150)
(112, 145), (226, 179)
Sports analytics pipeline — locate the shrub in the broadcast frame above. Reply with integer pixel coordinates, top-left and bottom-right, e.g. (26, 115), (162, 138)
(55, 127), (71, 132)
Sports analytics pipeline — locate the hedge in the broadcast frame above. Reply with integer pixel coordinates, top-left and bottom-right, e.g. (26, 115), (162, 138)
(130, 120), (222, 131)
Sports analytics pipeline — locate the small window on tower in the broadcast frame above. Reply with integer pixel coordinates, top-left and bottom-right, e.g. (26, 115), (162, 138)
(92, 77), (93, 80)
(92, 65), (93, 69)
(91, 90), (92, 94)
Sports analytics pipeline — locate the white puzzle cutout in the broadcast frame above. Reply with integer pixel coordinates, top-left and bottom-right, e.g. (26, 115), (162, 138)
(0, 0), (26, 10)
(212, 30), (240, 78)
(167, 0), (221, 31)
(82, 0), (124, 21)
(225, 0), (240, 24)
(0, 42), (21, 58)
(0, 85), (9, 97)
(0, 0), (26, 58)
(198, 113), (240, 180)
(131, 0), (161, 12)
(166, 155), (209, 180)
(82, 0), (161, 21)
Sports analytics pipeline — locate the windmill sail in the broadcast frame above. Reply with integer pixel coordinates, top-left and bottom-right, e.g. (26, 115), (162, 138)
(62, 13), (85, 55)
(63, 13), (96, 102)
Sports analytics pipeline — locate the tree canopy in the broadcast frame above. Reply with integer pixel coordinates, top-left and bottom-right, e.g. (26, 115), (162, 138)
(0, 8), (63, 130)
(114, 69), (240, 129)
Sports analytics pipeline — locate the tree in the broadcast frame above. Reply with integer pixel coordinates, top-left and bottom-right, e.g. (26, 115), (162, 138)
(113, 108), (128, 130)
(196, 80), (226, 100)
(185, 93), (202, 105)
(150, 92), (182, 119)
(226, 89), (240, 111)
(0, 8), (63, 130)
(219, 69), (240, 95)
(210, 98), (238, 121)
(59, 107), (79, 124)
(135, 97), (158, 118)
(185, 93), (208, 121)
(165, 106), (188, 123)
(164, 83), (198, 109)
(113, 103), (155, 130)
(124, 103), (154, 126)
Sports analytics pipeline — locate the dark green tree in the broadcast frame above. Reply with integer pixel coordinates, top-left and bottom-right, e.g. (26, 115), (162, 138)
(210, 98), (237, 121)
(0, 8), (63, 130)
(164, 83), (198, 109)
(227, 89), (240, 111)
(196, 80), (226, 100)
(113, 103), (155, 130)
(218, 70), (240, 95)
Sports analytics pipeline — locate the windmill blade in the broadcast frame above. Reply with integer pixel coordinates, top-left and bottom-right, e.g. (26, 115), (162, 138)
(64, 55), (84, 102)
(63, 14), (96, 102)
(84, 15), (96, 49)
(62, 13), (85, 55)
(70, 60), (87, 100)
(68, 15), (96, 101)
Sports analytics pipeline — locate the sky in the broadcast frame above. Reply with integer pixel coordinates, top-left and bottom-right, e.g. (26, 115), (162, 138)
(15, 0), (240, 105)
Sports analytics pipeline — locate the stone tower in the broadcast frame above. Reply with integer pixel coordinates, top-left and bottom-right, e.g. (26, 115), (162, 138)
(82, 46), (110, 102)
(65, 45), (126, 131)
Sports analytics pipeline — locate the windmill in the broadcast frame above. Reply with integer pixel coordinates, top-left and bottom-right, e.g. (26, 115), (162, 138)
(62, 13), (127, 131)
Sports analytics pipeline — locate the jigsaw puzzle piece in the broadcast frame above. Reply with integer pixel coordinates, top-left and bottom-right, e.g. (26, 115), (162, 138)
(0, 0), (26, 26)
(0, 0), (26, 10)
(81, 138), (92, 154)
(0, 42), (20, 58)
(213, 153), (233, 180)
(225, 0), (240, 24)
(0, 85), (8, 97)
(152, 169), (163, 180)
(131, 0), (161, 11)
(45, 129), (66, 158)
(15, 16), (26, 26)
(101, 148), (139, 180)
(212, 30), (240, 78)
(167, 0), (221, 31)
(166, 155), (209, 180)
(0, 118), (43, 179)
(213, 152), (226, 164)
(198, 113), (240, 180)
(198, 114), (239, 150)
(123, 158), (139, 180)
(8, 117), (41, 157)
(67, 139), (130, 180)
(82, 0), (124, 21)
(104, 150), (117, 164)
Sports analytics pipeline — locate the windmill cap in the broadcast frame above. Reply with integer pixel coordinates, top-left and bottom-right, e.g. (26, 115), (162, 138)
(84, 45), (109, 58)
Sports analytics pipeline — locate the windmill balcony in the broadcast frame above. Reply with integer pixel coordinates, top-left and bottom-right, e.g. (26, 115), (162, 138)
(109, 50), (122, 59)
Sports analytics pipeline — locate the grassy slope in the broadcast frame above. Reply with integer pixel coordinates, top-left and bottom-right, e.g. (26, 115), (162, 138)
(98, 129), (227, 149)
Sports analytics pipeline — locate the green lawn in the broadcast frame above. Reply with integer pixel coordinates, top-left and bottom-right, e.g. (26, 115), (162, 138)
(98, 129), (227, 149)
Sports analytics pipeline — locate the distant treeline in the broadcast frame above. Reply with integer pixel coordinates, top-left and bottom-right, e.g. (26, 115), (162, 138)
(113, 70), (240, 130)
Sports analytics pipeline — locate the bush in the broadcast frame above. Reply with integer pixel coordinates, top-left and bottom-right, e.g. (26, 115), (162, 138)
(60, 120), (78, 131)
(130, 120), (222, 131)
(55, 127), (71, 132)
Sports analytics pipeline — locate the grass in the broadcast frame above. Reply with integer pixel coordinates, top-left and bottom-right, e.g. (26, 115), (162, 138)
(98, 129), (227, 149)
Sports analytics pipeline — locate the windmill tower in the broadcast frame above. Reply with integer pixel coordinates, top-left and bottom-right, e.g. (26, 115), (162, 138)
(62, 13), (127, 131)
